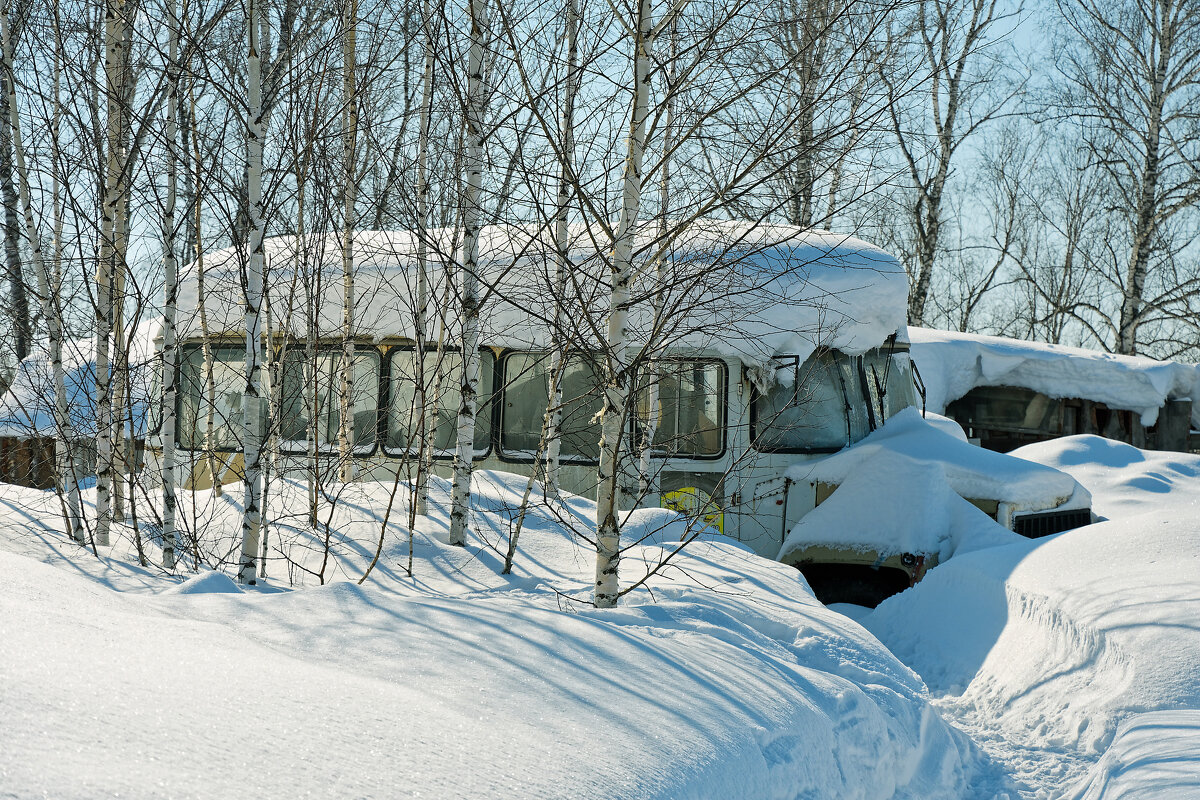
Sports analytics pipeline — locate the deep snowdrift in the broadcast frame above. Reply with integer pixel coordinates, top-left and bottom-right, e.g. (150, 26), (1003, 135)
(865, 435), (1200, 798)
(0, 472), (986, 799)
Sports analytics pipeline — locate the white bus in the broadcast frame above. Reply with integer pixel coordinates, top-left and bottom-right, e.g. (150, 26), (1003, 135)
(157, 221), (1090, 603)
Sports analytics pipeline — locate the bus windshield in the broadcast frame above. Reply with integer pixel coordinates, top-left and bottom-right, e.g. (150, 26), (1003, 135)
(752, 345), (916, 452)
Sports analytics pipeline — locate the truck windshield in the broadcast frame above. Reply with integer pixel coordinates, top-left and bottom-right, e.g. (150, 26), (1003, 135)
(752, 345), (916, 452)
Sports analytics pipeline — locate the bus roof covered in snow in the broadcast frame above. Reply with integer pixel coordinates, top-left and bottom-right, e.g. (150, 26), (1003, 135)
(177, 220), (908, 368)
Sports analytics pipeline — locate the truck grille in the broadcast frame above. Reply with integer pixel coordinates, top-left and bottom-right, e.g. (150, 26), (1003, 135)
(1013, 508), (1092, 539)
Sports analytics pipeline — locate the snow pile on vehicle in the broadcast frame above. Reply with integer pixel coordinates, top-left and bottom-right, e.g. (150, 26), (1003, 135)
(864, 436), (1200, 797)
(0, 323), (158, 439)
(786, 407), (1089, 512)
(908, 326), (1200, 427)
(178, 220), (908, 368)
(779, 451), (1021, 562)
(0, 470), (987, 799)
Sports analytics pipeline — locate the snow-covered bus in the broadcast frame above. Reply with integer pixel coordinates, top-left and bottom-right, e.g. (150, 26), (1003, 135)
(157, 221), (1091, 602)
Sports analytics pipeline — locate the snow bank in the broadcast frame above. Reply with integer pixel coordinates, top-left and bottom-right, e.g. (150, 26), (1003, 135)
(780, 451), (1021, 563)
(179, 220), (908, 368)
(909, 327), (1200, 427)
(0, 323), (158, 439)
(0, 470), (985, 799)
(1011, 434), (1200, 521)
(1067, 711), (1200, 800)
(864, 439), (1200, 795)
(786, 407), (1088, 513)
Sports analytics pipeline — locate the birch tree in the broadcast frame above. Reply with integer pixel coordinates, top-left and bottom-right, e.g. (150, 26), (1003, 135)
(49, 12), (84, 543)
(447, 0), (490, 547)
(544, 0), (580, 498)
(95, 0), (129, 548)
(881, 0), (1018, 325)
(160, 0), (180, 569)
(239, 0), (266, 584)
(0, 0), (26, 366)
(1056, 0), (1200, 355)
(337, 0), (358, 482)
(594, 0), (657, 609)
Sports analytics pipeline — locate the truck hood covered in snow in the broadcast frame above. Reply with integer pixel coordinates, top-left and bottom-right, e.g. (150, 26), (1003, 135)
(779, 451), (1023, 563)
(177, 220), (908, 368)
(785, 408), (1090, 512)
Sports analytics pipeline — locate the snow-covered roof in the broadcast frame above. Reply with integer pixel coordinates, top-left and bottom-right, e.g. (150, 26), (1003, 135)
(909, 327), (1200, 428)
(179, 220), (908, 367)
(0, 325), (158, 440)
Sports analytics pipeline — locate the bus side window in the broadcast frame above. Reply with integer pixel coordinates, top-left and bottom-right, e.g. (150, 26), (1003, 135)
(386, 349), (493, 456)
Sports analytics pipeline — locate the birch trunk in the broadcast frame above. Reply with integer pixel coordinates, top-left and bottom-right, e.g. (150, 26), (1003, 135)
(160, 0), (179, 568)
(0, 13), (26, 365)
(413, 0), (435, 515)
(95, 0), (126, 548)
(545, 0), (579, 499)
(637, 16), (675, 498)
(239, 0), (266, 584)
(337, 0), (358, 482)
(448, 0), (489, 547)
(1116, 35), (1169, 356)
(48, 15), (82, 541)
(112, 201), (127, 522)
(595, 0), (653, 608)
(2, 10), (79, 541)
(189, 82), (221, 497)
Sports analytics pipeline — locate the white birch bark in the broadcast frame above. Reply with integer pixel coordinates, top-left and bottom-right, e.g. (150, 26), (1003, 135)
(188, 83), (220, 497)
(447, 0), (489, 547)
(545, 0), (580, 499)
(637, 17), (675, 498)
(95, 0), (126, 548)
(49, 25), (83, 542)
(239, 0), (266, 584)
(595, 0), (653, 608)
(337, 0), (358, 482)
(1, 10), (63, 529)
(413, 0), (435, 515)
(159, 0), (180, 569)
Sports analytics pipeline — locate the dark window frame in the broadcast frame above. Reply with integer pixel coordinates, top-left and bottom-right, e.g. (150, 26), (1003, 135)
(381, 345), (496, 461)
(496, 350), (605, 465)
(175, 342), (264, 452)
(750, 343), (916, 454)
(631, 358), (729, 461)
(276, 345), (384, 457)
(749, 350), (854, 455)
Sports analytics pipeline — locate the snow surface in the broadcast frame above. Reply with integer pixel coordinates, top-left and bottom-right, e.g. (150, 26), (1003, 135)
(0, 471), (987, 799)
(908, 327), (1200, 427)
(1066, 711), (1200, 800)
(779, 450), (1022, 562)
(865, 435), (1200, 798)
(179, 221), (908, 369)
(1011, 434), (1200, 521)
(786, 407), (1089, 513)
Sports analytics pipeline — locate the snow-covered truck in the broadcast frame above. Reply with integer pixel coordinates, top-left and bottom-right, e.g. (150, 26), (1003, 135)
(910, 327), (1200, 454)
(155, 221), (1091, 603)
